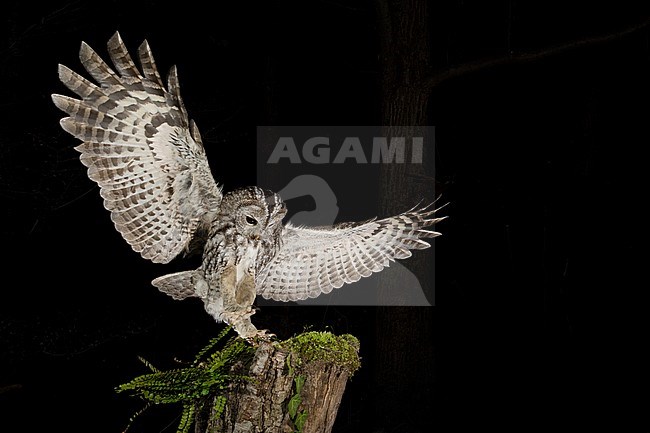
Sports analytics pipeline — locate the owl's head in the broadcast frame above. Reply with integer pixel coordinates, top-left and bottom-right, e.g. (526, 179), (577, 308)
(221, 187), (287, 240)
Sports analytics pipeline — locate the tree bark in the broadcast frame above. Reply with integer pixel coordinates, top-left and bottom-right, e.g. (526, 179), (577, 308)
(372, 2), (649, 430)
(374, 0), (437, 429)
(195, 335), (359, 433)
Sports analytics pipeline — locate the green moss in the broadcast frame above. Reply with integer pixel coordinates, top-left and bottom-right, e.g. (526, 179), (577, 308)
(280, 331), (361, 374)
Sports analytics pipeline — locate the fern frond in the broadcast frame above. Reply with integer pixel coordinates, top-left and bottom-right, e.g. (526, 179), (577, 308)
(208, 337), (251, 370)
(176, 404), (195, 433)
(118, 367), (220, 403)
(137, 356), (160, 373)
(121, 402), (151, 433)
(117, 328), (253, 433)
(213, 395), (227, 420)
(193, 326), (232, 366)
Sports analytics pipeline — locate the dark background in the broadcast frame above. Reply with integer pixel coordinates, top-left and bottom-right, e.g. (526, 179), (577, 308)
(1, 1), (649, 431)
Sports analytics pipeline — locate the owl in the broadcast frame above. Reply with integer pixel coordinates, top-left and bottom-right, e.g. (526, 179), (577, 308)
(52, 32), (445, 339)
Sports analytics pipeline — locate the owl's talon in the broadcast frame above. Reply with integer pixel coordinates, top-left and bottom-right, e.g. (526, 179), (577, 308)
(257, 329), (276, 340)
(242, 329), (276, 345)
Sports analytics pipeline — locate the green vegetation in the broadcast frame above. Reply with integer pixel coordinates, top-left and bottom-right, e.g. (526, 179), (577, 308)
(280, 331), (361, 374)
(116, 327), (252, 433)
(282, 331), (361, 431)
(116, 329), (360, 433)
(287, 374), (308, 433)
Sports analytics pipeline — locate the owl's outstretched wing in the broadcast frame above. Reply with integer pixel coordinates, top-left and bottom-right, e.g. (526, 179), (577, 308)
(52, 32), (221, 263)
(256, 203), (446, 301)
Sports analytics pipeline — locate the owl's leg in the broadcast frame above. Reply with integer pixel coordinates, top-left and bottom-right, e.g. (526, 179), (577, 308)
(203, 293), (224, 321)
(203, 288), (255, 337)
(236, 273), (276, 341)
(235, 273), (257, 308)
(215, 265), (260, 340)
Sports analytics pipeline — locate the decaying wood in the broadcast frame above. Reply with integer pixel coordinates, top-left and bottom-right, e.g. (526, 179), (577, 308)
(195, 339), (358, 433)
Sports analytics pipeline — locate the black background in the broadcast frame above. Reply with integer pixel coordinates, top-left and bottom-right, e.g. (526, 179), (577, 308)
(1, 1), (649, 432)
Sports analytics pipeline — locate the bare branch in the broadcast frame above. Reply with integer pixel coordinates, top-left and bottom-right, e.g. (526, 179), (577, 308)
(422, 17), (650, 92)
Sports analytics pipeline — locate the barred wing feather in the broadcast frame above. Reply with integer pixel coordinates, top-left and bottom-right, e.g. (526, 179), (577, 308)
(257, 204), (446, 301)
(52, 32), (221, 263)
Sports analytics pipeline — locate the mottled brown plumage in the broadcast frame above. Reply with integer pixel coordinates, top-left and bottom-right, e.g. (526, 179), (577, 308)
(53, 32), (445, 339)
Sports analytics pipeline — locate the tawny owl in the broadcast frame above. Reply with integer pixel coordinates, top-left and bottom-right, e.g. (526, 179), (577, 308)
(52, 32), (445, 339)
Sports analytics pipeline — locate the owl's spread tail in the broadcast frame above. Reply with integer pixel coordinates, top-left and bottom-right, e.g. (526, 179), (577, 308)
(151, 270), (207, 300)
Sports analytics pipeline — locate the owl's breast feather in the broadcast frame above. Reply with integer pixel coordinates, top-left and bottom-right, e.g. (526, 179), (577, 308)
(236, 242), (259, 281)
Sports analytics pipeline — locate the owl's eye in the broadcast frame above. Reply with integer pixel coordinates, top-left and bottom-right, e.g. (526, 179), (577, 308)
(245, 215), (258, 226)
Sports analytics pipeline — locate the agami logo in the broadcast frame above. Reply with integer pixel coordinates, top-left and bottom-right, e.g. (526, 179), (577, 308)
(267, 136), (424, 164)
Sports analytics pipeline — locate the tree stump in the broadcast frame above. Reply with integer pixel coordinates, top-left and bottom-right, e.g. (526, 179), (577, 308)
(195, 332), (360, 433)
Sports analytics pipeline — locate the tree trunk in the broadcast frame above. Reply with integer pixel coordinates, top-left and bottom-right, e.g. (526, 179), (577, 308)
(374, 0), (438, 429)
(195, 333), (360, 433)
